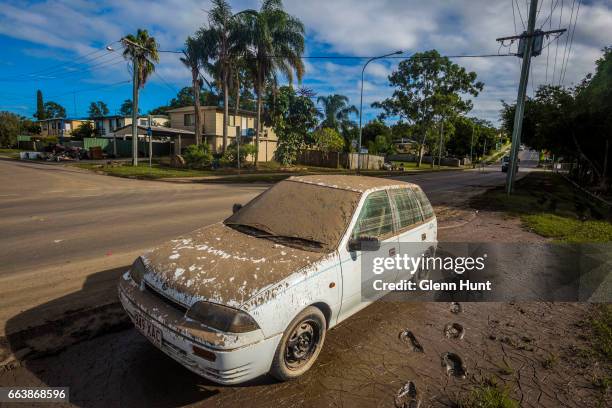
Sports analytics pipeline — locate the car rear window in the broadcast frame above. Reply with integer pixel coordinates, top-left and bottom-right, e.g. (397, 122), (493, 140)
(390, 188), (424, 229)
(413, 188), (434, 220)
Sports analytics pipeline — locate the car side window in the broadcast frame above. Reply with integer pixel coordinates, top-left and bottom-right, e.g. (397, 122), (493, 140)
(413, 188), (434, 220)
(351, 191), (395, 240)
(390, 188), (424, 230)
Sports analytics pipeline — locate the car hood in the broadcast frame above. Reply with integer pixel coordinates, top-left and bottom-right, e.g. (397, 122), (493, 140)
(142, 222), (326, 309)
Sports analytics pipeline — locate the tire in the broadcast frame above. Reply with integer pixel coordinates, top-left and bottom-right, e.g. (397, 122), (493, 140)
(270, 306), (326, 381)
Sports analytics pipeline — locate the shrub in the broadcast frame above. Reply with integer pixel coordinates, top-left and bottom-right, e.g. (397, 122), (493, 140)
(183, 143), (212, 169)
(312, 127), (344, 153)
(219, 141), (258, 167)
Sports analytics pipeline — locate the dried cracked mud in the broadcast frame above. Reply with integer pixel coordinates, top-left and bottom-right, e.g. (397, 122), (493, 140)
(0, 204), (608, 407)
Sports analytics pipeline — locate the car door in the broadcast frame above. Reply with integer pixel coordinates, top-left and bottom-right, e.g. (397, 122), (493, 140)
(336, 190), (398, 323)
(391, 187), (437, 282)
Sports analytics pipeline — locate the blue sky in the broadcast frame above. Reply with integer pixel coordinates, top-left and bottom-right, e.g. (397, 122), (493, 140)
(0, 0), (611, 125)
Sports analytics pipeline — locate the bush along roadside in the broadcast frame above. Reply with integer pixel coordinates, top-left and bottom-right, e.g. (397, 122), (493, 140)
(471, 172), (612, 243)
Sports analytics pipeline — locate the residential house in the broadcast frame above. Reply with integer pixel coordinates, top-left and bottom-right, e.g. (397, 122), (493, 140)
(37, 118), (92, 138)
(92, 115), (169, 137)
(166, 106), (277, 162)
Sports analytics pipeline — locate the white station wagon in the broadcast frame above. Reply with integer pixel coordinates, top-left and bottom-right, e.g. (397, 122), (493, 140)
(118, 175), (437, 384)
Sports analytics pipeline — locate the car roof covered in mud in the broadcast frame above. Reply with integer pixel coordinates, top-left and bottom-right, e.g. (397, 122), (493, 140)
(287, 174), (419, 193)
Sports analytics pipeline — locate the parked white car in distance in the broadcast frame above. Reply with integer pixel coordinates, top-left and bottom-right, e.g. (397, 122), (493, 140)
(118, 175), (437, 384)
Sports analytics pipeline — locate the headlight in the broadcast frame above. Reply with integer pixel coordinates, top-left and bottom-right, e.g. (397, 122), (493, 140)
(186, 301), (260, 333)
(130, 257), (146, 285)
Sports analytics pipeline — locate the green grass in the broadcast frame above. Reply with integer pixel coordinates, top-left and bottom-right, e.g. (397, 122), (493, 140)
(458, 379), (519, 408)
(0, 148), (24, 159)
(74, 163), (216, 179)
(589, 304), (612, 361)
(472, 172), (612, 243)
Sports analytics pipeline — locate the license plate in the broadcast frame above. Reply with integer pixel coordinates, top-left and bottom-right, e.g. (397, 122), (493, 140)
(133, 312), (162, 347)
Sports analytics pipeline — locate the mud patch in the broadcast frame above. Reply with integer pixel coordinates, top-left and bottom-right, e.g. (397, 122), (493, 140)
(398, 330), (424, 353)
(394, 381), (421, 408)
(441, 352), (467, 379)
(443, 323), (465, 340)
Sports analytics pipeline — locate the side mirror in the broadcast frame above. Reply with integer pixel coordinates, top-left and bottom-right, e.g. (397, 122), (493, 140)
(348, 236), (381, 252)
(232, 203), (243, 214)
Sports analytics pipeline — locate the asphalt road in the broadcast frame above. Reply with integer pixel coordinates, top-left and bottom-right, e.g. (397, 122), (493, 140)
(0, 151), (538, 335)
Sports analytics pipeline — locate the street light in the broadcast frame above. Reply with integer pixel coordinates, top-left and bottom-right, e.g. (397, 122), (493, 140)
(357, 50), (402, 173)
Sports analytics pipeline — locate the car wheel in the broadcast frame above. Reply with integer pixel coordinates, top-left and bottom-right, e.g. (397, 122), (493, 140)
(270, 306), (326, 381)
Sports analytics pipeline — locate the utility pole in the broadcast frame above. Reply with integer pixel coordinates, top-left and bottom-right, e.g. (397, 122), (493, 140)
(358, 50), (403, 173)
(148, 114), (153, 167)
(131, 57), (139, 166)
(438, 117), (444, 168)
(497, 0), (566, 194)
(470, 123), (476, 166)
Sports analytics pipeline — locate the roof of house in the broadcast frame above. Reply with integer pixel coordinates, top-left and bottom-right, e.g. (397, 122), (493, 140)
(287, 175), (418, 193)
(165, 105), (257, 116)
(36, 118), (91, 122)
(113, 124), (195, 137)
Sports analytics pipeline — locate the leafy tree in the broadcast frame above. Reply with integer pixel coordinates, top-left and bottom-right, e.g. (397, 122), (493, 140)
(183, 143), (213, 168)
(264, 86), (318, 165)
(87, 101), (109, 118)
(317, 94), (357, 131)
(122, 28), (159, 165)
(119, 99), (137, 116)
(373, 49), (483, 166)
(447, 116), (498, 160)
(35, 90), (45, 120)
(43, 101), (66, 118)
(0, 111), (21, 146)
(239, 0), (305, 165)
(312, 127), (344, 153)
(361, 119), (391, 146)
(72, 122), (95, 140)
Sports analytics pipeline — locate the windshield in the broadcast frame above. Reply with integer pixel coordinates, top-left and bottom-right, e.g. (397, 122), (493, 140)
(225, 180), (361, 251)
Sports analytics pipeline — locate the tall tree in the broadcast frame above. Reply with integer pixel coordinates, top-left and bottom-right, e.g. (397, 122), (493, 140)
(264, 86), (318, 165)
(119, 99), (136, 116)
(181, 36), (207, 145)
(373, 50), (483, 166)
(121, 28), (159, 165)
(43, 101), (66, 118)
(35, 90), (45, 120)
(239, 0), (305, 165)
(198, 0), (238, 153)
(87, 101), (109, 118)
(317, 94), (357, 131)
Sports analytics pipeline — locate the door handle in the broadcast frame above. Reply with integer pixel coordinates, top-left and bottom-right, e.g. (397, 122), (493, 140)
(389, 247), (396, 256)
(421, 233), (427, 241)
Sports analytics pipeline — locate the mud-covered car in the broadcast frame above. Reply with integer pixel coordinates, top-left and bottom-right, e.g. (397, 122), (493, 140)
(118, 175), (437, 384)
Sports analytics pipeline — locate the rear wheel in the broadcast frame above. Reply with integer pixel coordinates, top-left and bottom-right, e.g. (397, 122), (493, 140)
(270, 306), (326, 381)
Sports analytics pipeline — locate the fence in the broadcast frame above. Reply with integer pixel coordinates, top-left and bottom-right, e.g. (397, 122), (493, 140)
(82, 138), (172, 157)
(297, 150), (385, 170)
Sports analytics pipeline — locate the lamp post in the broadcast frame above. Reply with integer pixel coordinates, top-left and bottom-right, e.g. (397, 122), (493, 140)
(357, 50), (402, 173)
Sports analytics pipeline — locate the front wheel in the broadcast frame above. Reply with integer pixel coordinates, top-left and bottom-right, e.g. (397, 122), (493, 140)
(270, 306), (326, 381)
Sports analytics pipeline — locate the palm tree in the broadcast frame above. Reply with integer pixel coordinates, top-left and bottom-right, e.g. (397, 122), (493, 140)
(317, 94), (358, 130)
(121, 29), (159, 165)
(239, 0), (305, 165)
(180, 36), (205, 146)
(199, 0), (238, 153)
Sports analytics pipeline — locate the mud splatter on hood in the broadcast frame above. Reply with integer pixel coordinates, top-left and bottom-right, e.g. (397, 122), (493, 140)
(142, 223), (326, 308)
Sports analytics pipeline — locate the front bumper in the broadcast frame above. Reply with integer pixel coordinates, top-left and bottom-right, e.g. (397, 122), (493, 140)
(118, 273), (282, 384)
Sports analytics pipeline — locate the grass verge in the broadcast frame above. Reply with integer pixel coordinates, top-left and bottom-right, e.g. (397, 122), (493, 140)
(0, 148), (24, 159)
(72, 160), (463, 182)
(457, 378), (519, 408)
(472, 172), (612, 242)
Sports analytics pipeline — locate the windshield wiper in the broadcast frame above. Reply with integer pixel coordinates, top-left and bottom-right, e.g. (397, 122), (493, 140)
(225, 222), (274, 237)
(263, 235), (324, 250)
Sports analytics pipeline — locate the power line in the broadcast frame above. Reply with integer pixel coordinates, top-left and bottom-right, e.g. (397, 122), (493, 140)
(552, 0), (564, 83)
(560, 0), (581, 84)
(515, 0), (527, 29)
(558, 0), (576, 85)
